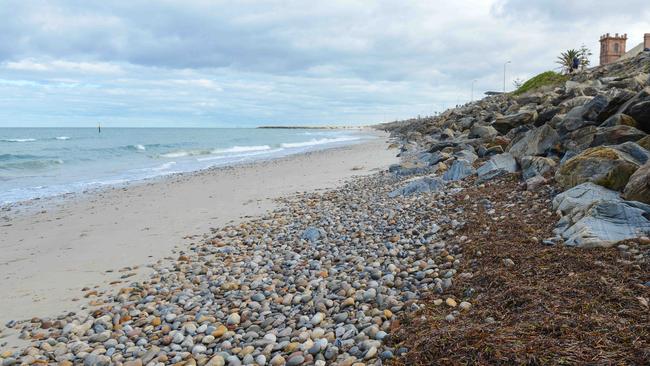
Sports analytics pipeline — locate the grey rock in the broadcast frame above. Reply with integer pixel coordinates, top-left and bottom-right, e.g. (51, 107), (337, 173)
(558, 200), (650, 247)
(623, 161), (650, 204)
(301, 227), (321, 242)
(476, 153), (518, 180)
(552, 182), (621, 215)
(493, 110), (538, 134)
(469, 125), (498, 139)
(508, 125), (559, 158)
(520, 156), (556, 180)
(443, 159), (475, 181)
(388, 176), (445, 197)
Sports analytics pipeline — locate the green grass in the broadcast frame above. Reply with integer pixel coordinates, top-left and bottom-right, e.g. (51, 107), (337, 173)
(514, 71), (569, 95)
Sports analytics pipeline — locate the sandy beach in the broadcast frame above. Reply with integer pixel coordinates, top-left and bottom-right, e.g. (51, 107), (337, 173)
(0, 135), (397, 347)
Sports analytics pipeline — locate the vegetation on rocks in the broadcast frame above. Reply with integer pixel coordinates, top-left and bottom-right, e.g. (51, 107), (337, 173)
(379, 50), (650, 363)
(513, 71), (569, 95)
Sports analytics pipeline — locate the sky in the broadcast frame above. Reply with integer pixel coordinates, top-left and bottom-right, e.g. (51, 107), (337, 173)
(0, 0), (648, 127)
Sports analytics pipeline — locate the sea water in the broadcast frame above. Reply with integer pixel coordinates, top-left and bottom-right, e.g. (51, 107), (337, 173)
(0, 128), (373, 204)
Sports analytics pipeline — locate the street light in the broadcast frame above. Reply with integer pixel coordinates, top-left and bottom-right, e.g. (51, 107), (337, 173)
(471, 79), (477, 102)
(503, 61), (511, 93)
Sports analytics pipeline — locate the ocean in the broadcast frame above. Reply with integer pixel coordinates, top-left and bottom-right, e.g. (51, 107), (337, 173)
(0, 127), (372, 205)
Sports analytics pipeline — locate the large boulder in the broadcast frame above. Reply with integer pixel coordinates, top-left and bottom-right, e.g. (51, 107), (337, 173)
(557, 200), (650, 247)
(476, 153), (518, 181)
(620, 87), (650, 133)
(388, 163), (431, 177)
(623, 161), (650, 203)
(469, 125), (498, 139)
(552, 182), (650, 248)
(558, 106), (596, 134)
(637, 135), (650, 150)
(388, 176), (445, 197)
(594, 89), (637, 123)
(453, 149), (478, 163)
(600, 113), (637, 128)
(520, 156), (556, 180)
(493, 110), (538, 135)
(589, 125), (647, 147)
(555, 144), (646, 190)
(552, 182), (621, 214)
(443, 159), (476, 181)
(507, 124), (559, 158)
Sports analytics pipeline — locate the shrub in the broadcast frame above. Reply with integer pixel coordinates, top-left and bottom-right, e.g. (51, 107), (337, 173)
(514, 71), (569, 95)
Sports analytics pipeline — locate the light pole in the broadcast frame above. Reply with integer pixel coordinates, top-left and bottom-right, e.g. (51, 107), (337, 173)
(471, 79), (477, 102)
(503, 61), (511, 93)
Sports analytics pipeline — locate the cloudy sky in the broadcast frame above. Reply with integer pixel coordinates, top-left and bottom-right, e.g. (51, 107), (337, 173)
(0, 0), (648, 127)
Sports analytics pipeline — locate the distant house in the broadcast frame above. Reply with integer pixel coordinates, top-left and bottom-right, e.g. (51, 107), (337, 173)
(599, 32), (650, 65)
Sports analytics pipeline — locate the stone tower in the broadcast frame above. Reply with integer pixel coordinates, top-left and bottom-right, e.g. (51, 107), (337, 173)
(599, 33), (627, 65)
(645, 33), (650, 50)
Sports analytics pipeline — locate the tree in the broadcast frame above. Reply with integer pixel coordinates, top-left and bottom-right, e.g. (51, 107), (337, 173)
(578, 44), (592, 70)
(556, 49), (581, 74)
(512, 77), (525, 89)
(556, 46), (592, 74)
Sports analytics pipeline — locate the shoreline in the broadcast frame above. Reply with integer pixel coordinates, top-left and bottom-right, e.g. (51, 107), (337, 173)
(0, 128), (378, 211)
(0, 134), (398, 349)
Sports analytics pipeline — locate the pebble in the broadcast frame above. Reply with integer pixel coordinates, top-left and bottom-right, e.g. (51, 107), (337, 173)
(0, 173), (468, 366)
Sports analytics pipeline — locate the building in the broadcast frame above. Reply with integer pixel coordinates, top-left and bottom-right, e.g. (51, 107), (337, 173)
(601, 33), (650, 65)
(599, 33), (627, 65)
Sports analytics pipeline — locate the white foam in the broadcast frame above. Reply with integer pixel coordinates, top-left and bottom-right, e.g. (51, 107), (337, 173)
(211, 145), (271, 154)
(135, 144), (146, 151)
(197, 148), (284, 162)
(150, 161), (176, 171)
(2, 138), (37, 142)
(162, 151), (190, 158)
(280, 136), (359, 148)
(55, 136), (70, 140)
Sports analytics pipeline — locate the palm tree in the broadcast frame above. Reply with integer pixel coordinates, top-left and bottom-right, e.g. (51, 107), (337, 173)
(556, 49), (581, 74)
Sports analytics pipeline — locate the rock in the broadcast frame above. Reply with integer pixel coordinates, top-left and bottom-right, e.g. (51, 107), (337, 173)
(621, 87), (650, 133)
(226, 313), (241, 326)
(476, 153), (518, 181)
(445, 298), (457, 307)
(555, 145), (644, 190)
(525, 175), (548, 191)
(286, 353), (305, 366)
(493, 110), (538, 134)
(459, 302), (472, 311)
(454, 149), (478, 163)
(388, 176), (445, 197)
(557, 200), (650, 248)
(269, 355), (286, 366)
(552, 182), (622, 215)
(600, 113), (637, 128)
(520, 156), (556, 180)
(508, 125), (559, 158)
(581, 94), (609, 122)
(552, 182), (650, 247)
(206, 355), (226, 366)
(388, 163), (430, 177)
(637, 135), (650, 150)
(595, 89), (638, 122)
(469, 125), (498, 139)
(301, 227), (321, 242)
(588, 125), (647, 148)
(442, 159), (475, 181)
(559, 105), (596, 134)
(623, 161), (650, 203)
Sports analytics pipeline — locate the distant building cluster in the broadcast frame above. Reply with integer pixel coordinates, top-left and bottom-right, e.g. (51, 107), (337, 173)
(599, 32), (650, 65)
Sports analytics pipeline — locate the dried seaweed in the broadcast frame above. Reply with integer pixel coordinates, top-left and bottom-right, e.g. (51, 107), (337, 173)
(389, 175), (650, 365)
